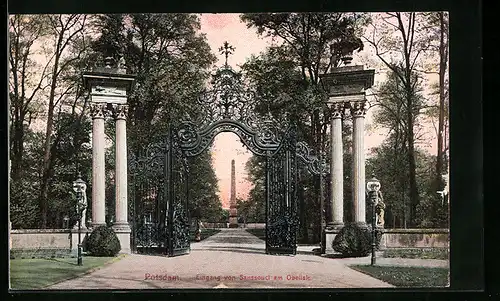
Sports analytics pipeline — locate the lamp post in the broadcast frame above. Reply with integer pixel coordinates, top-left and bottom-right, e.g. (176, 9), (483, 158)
(73, 173), (87, 266)
(366, 174), (381, 266)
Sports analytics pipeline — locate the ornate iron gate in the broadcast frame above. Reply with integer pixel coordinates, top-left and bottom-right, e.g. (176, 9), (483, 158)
(129, 56), (326, 256)
(165, 126), (191, 256)
(266, 126), (298, 255)
(129, 141), (167, 255)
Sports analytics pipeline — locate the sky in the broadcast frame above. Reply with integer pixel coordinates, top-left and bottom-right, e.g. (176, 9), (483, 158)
(198, 13), (418, 209)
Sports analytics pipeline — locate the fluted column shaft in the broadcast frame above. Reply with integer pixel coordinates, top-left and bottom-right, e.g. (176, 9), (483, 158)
(91, 103), (107, 227)
(328, 103), (344, 228)
(351, 101), (367, 225)
(113, 105), (130, 230)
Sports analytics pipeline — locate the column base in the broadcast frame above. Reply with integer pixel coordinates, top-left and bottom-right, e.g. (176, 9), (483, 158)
(352, 221), (369, 228)
(92, 222), (107, 229)
(324, 227), (342, 254)
(326, 222), (344, 230)
(113, 223), (131, 254)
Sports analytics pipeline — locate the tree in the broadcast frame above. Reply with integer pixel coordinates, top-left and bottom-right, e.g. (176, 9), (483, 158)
(244, 156), (266, 223)
(9, 14), (95, 228)
(363, 12), (435, 227)
(187, 151), (223, 222)
(38, 14), (91, 228)
(9, 15), (50, 182)
(421, 12), (449, 189)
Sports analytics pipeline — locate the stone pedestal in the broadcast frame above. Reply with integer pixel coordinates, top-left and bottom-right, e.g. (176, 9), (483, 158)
(90, 103), (107, 227)
(70, 228), (92, 256)
(113, 226), (132, 254)
(324, 228), (341, 254)
(228, 217), (239, 228)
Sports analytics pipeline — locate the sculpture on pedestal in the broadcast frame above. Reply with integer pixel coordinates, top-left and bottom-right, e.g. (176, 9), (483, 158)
(375, 191), (385, 228)
(73, 174), (88, 229)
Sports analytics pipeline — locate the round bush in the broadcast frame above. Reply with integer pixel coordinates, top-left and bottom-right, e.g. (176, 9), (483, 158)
(86, 225), (121, 257)
(332, 223), (383, 257)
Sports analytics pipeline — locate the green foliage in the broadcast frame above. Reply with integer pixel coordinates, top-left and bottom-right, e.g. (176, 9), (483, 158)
(220, 209), (230, 223)
(241, 13), (369, 82)
(366, 67), (448, 228)
(242, 156), (266, 223)
(86, 226), (121, 257)
(187, 151), (224, 221)
(332, 223), (382, 257)
(10, 129), (44, 229)
(367, 138), (448, 228)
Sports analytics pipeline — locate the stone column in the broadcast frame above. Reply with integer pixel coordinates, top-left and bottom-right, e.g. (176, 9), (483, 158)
(112, 104), (131, 253)
(351, 101), (367, 225)
(113, 105), (130, 230)
(90, 103), (107, 227)
(328, 102), (344, 229)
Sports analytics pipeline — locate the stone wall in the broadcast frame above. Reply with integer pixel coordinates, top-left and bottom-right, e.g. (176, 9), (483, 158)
(325, 227), (449, 254)
(380, 228), (449, 249)
(200, 222), (228, 229)
(10, 229), (92, 255)
(243, 223), (266, 229)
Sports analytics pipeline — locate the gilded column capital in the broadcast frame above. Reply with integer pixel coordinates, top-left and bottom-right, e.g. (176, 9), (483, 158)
(350, 101), (367, 118)
(90, 103), (108, 119)
(112, 104), (128, 120)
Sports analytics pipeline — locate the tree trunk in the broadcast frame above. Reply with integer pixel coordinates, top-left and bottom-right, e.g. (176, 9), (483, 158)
(436, 11), (448, 188)
(39, 41), (62, 228)
(11, 120), (24, 181)
(406, 88), (419, 227)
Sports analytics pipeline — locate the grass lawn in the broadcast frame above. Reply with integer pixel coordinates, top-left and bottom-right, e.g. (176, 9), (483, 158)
(190, 229), (221, 242)
(10, 255), (123, 290)
(246, 228), (265, 240)
(350, 265), (449, 287)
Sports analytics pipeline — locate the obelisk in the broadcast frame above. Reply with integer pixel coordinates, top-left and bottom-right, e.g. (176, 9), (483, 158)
(229, 159), (239, 228)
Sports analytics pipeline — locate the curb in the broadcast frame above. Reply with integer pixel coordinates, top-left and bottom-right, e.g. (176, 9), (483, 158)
(42, 254), (128, 289)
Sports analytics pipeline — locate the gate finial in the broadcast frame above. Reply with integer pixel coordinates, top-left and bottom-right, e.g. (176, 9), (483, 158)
(218, 41), (236, 67)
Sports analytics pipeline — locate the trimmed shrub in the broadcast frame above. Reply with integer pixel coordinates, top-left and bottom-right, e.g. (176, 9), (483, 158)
(86, 225), (121, 257)
(332, 223), (383, 257)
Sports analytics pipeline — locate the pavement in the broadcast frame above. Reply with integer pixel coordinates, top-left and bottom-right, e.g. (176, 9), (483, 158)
(47, 228), (397, 289)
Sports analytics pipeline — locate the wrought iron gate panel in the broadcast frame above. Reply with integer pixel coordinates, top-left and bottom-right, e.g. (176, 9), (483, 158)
(129, 141), (167, 254)
(266, 126), (298, 255)
(165, 126), (191, 256)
